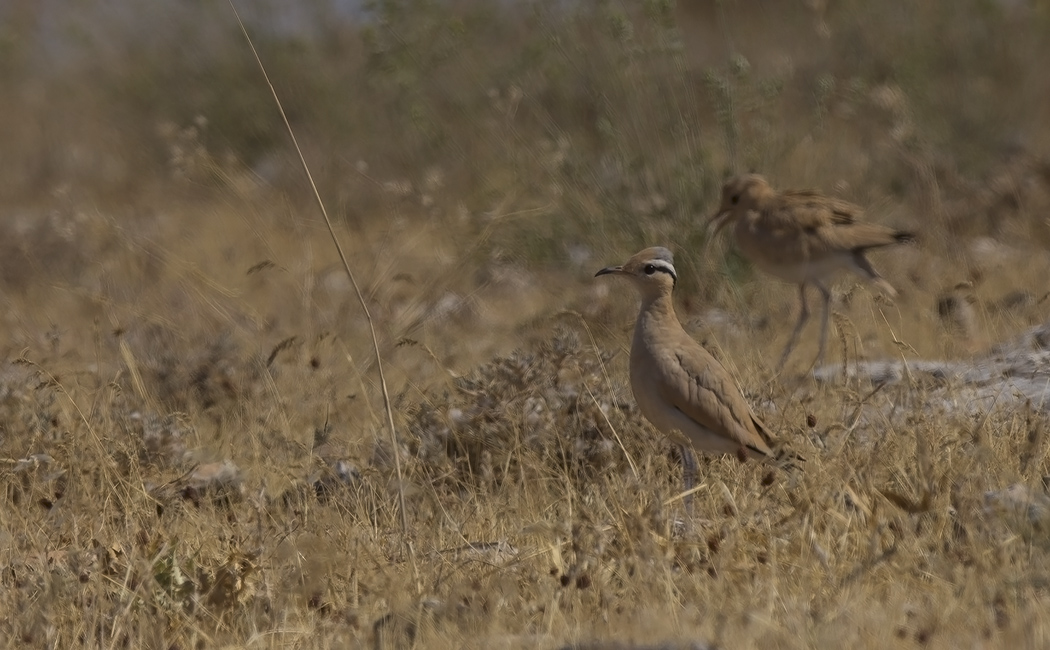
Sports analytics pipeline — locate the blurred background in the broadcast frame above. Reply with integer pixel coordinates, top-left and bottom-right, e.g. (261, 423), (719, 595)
(2, 0), (1050, 443)
(2, 0), (1050, 445)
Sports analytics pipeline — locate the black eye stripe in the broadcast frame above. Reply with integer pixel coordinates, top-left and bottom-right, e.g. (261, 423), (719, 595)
(644, 261), (677, 286)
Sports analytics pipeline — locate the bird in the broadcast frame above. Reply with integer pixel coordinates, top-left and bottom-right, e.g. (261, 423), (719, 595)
(709, 174), (915, 370)
(595, 246), (787, 496)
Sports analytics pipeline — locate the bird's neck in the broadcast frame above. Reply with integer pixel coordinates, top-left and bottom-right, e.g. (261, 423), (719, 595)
(636, 292), (677, 329)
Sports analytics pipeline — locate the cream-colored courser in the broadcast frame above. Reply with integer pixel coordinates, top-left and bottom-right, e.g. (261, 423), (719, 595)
(596, 247), (780, 481)
(710, 174), (914, 369)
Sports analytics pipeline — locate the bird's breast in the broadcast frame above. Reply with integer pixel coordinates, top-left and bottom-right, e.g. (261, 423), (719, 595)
(628, 325), (674, 429)
(734, 218), (852, 283)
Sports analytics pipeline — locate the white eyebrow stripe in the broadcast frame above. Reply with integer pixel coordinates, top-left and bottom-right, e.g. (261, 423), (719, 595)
(648, 259), (677, 284)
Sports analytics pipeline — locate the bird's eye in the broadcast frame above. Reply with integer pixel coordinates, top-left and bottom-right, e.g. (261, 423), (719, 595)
(731, 194), (740, 205)
(644, 264), (656, 275)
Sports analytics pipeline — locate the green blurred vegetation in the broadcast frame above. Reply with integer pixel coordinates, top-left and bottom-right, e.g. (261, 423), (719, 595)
(1, 0), (1049, 275)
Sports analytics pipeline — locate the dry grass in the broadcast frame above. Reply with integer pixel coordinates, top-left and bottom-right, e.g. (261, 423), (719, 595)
(2, 0), (1050, 648)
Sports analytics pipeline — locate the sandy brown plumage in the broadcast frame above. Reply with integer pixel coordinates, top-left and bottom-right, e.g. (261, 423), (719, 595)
(595, 247), (791, 496)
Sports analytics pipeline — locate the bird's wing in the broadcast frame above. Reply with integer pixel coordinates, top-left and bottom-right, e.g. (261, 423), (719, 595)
(652, 337), (774, 457)
(779, 190), (861, 227)
(770, 193), (905, 254)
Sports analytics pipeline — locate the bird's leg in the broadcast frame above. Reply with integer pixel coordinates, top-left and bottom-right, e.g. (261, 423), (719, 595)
(778, 283), (810, 370)
(814, 282), (833, 369)
(680, 444), (698, 513)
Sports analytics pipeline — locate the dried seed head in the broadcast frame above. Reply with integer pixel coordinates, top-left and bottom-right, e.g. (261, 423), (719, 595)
(707, 536), (721, 553)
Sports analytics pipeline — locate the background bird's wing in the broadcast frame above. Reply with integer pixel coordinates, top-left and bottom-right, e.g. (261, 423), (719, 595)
(779, 190), (861, 226)
(771, 192), (903, 254)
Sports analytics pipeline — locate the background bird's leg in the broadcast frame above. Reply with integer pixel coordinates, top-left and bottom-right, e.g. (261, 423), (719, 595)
(814, 282), (833, 368)
(851, 251), (897, 297)
(778, 283), (810, 369)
